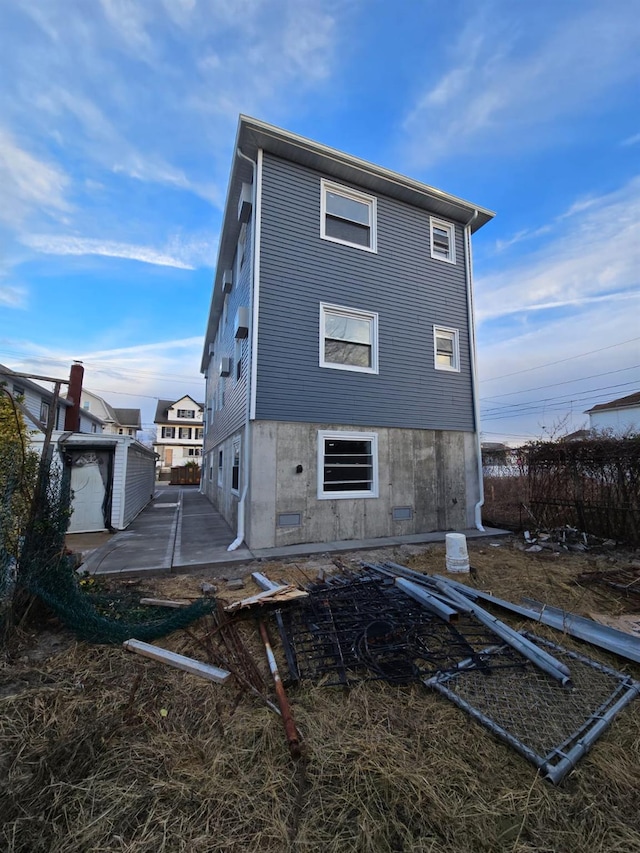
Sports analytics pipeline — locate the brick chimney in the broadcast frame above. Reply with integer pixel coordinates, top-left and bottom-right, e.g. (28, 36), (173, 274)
(64, 361), (84, 432)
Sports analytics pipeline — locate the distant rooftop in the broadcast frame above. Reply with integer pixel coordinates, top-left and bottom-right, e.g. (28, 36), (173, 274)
(585, 391), (640, 414)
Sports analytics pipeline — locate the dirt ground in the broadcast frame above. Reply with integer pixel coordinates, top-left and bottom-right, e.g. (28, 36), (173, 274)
(2, 535), (640, 853)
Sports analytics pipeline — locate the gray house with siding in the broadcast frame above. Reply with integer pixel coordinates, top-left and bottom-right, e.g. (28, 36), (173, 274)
(200, 116), (494, 550)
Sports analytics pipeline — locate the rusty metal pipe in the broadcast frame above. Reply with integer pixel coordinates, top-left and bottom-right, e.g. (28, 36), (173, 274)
(258, 620), (301, 758)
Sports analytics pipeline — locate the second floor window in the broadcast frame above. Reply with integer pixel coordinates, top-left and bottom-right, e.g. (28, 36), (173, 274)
(161, 427), (175, 438)
(179, 427), (192, 439)
(434, 326), (460, 372)
(320, 303), (379, 374)
(321, 180), (377, 252)
(40, 401), (50, 424)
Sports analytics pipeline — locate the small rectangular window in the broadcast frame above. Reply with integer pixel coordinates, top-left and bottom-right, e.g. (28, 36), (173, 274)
(434, 326), (460, 372)
(235, 339), (242, 382)
(217, 449), (223, 486)
(176, 409), (195, 419)
(195, 428), (204, 440)
(317, 430), (378, 499)
(320, 303), (378, 374)
(161, 426), (175, 439)
(321, 180), (377, 252)
(430, 218), (456, 264)
(40, 401), (50, 423)
(179, 427), (192, 439)
(231, 438), (241, 494)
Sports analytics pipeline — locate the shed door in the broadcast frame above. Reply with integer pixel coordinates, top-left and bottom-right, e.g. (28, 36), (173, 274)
(67, 450), (111, 533)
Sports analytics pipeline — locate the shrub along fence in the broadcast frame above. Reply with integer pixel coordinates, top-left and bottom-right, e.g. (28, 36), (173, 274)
(482, 436), (640, 545)
(525, 436), (640, 544)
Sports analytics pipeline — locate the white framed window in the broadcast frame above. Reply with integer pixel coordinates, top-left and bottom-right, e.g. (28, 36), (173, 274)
(320, 303), (378, 374)
(179, 427), (192, 439)
(433, 326), (460, 372)
(320, 179), (377, 252)
(161, 426), (175, 439)
(217, 449), (223, 486)
(317, 430), (378, 500)
(430, 218), (456, 264)
(177, 409), (195, 419)
(40, 401), (50, 423)
(231, 437), (241, 494)
(195, 428), (204, 440)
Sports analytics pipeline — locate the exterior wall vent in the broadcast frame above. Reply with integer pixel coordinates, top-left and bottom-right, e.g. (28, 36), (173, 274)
(234, 306), (249, 339)
(238, 182), (252, 223)
(222, 269), (233, 294)
(219, 357), (231, 377)
(277, 512), (302, 527)
(392, 506), (413, 521)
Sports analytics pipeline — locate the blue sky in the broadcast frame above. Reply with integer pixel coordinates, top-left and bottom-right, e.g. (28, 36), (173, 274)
(1, 0), (638, 441)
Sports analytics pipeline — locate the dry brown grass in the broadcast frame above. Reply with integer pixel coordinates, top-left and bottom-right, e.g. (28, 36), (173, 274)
(2, 538), (640, 852)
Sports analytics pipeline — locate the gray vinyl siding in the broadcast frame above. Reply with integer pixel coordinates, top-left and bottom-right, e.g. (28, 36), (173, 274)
(255, 154), (474, 431)
(205, 219), (253, 452)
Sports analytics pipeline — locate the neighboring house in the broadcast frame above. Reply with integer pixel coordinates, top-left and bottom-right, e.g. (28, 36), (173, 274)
(586, 392), (640, 435)
(80, 388), (141, 437)
(153, 396), (204, 475)
(1, 363), (156, 533)
(0, 362), (69, 433)
(200, 116), (494, 550)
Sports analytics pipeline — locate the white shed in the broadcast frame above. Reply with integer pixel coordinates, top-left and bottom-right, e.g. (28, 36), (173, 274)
(33, 432), (158, 533)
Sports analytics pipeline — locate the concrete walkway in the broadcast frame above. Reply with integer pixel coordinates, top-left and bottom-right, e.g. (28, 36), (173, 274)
(77, 485), (253, 576)
(71, 484), (510, 578)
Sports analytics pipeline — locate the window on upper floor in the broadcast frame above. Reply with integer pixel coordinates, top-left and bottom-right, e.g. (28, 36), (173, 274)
(433, 326), (460, 372)
(12, 384), (25, 397)
(321, 179), (377, 252)
(430, 218), (456, 264)
(195, 428), (204, 440)
(234, 339), (242, 383)
(317, 430), (379, 500)
(177, 409), (195, 419)
(217, 449), (223, 486)
(320, 303), (378, 374)
(179, 427), (192, 440)
(40, 401), (50, 424)
(161, 426), (176, 439)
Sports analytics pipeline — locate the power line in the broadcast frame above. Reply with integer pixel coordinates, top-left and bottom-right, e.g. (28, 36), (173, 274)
(480, 364), (640, 402)
(479, 336), (640, 383)
(481, 380), (639, 417)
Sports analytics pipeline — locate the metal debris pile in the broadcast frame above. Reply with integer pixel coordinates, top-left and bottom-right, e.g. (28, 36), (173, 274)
(520, 526), (618, 553)
(124, 560), (640, 785)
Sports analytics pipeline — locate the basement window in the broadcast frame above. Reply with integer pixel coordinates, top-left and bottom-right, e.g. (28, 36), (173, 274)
(434, 326), (460, 372)
(320, 303), (378, 374)
(317, 430), (378, 499)
(430, 218), (456, 264)
(321, 180), (377, 252)
(231, 437), (241, 494)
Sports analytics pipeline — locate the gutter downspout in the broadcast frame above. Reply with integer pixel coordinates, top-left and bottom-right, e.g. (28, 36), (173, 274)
(228, 146), (259, 550)
(464, 210), (485, 531)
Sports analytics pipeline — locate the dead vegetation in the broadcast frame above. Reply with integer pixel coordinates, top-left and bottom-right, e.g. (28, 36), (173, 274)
(2, 538), (640, 852)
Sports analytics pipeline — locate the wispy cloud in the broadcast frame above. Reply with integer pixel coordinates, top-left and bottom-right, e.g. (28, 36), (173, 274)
(475, 176), (640, 322)
(21, 234), (202, 269)
(0, 127), (70, 225)
(621, 132), (640, 147)
(0, 283), (27, 309)
(402, 2), (640, 168)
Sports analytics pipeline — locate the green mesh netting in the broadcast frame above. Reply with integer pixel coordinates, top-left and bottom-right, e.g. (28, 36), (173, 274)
(4, 450), (213, 644)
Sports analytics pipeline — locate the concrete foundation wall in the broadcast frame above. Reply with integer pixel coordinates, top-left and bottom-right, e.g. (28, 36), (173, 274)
(201, 429), (244, 533)
(246, 420), (480, 550)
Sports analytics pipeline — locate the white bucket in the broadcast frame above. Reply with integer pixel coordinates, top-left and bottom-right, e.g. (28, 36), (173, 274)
(445, 533), (470, 573)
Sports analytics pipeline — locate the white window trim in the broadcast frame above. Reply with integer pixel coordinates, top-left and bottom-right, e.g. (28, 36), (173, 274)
(217, 449), (223, 487)
(231, 436), (241, 496)
(320, 179), (377, 253)
(319, 302), (379, 375)
(430, 217), (456, 264)
(317, 430), (379, 500)
(433, 325), (461, 373)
